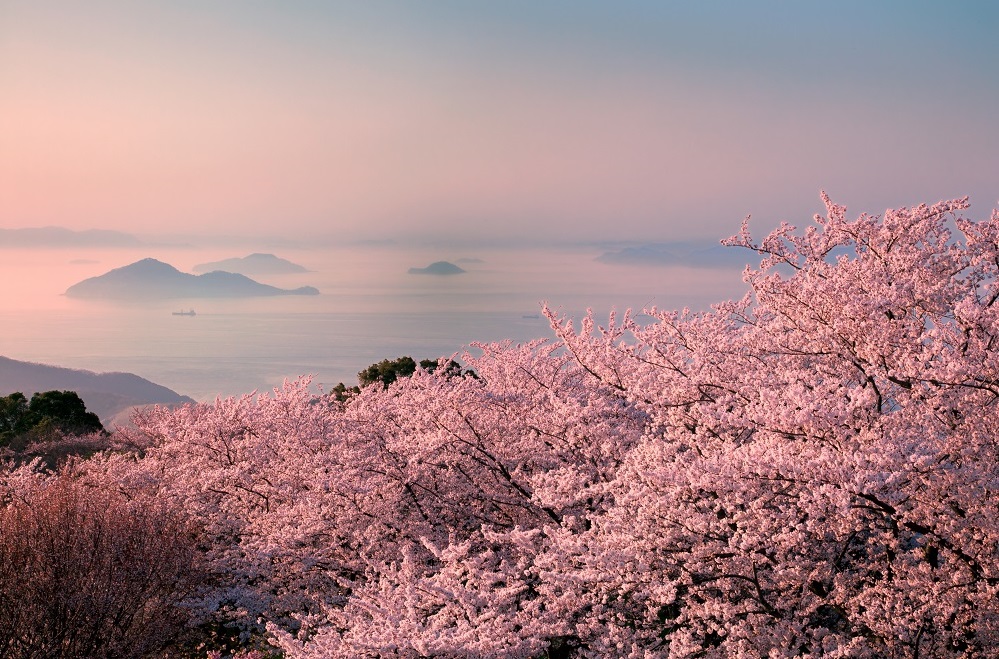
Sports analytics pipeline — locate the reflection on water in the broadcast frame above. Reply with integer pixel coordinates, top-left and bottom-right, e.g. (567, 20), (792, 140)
(0, 244), (746, 400)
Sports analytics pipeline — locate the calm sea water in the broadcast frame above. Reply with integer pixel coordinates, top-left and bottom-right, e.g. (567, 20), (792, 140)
(0, 244), (745, 400)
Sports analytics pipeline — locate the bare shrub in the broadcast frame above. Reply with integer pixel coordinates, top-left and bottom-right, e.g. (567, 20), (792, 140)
(0, 468), (204, 658)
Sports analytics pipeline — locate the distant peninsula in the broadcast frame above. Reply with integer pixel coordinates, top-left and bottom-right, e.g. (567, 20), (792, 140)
(66, 258), (320, 299)
(0, 356), (193, 425)
(0, 226), (142, 248)
(192, 253), (310, 275)
(408, 261), (466, 276)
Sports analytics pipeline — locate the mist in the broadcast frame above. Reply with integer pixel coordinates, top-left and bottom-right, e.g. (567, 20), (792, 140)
(0, 238), (748, 399)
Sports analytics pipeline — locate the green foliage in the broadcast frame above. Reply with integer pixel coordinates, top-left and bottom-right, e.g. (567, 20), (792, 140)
(331, 382), (360, 403)
(0, 390), (105, 449)
(332, 356), (470, 402)
(357, 356), (418, 388)
(0, 392), (29, 438)
(27, 390), (104, 436)
(356, 356), (469, 388)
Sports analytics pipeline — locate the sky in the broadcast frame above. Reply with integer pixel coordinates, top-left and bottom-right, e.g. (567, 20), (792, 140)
(2, 1), (998, 247)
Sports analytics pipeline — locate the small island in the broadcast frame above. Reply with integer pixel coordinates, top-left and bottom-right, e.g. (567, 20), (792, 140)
(407, 261), (466, 276)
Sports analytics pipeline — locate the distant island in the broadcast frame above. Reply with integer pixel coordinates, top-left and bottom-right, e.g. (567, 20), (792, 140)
(408, 261), (466, 276)
(66, 258), (320, 299)
(0, 356), (193, 426)
(0, 226), (142, 248)
(192, 253), (310, 275)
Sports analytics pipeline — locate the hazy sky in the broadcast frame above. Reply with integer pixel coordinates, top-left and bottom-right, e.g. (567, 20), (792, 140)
(2, 1), (998, 245)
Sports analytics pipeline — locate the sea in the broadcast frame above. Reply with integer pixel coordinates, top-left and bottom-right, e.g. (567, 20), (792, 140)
(0, 243), (747, 401)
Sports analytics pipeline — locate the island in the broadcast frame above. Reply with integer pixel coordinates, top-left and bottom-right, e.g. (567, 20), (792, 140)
(0, 226), (142, 248)
(407, 261), (466, 276)
(192, 253), (310, 275)
(65, 258), (320, 299)
(596, 242), (751, 269)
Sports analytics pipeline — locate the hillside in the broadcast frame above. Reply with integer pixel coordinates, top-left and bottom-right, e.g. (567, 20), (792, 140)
(0, 356), (194, 425)
(66, 258), (320, 299)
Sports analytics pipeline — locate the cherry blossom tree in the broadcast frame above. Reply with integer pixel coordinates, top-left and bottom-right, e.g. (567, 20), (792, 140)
(112, 343), (645, 655)
(540, 194), (999, 656)
(72, 193), (999, 657)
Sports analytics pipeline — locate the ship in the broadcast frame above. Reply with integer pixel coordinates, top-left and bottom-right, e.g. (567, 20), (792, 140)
(172, 309), (196, 316)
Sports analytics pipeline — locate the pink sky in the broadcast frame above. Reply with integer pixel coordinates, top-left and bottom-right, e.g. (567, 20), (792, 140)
(2, 2), (998, 245)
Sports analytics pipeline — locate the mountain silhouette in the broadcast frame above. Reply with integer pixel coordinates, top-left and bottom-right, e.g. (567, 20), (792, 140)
(192, 253), (310, 275)
(0, 356), (194, 425)
(408, 261), (466, 276)
(66, 258), (320, 299)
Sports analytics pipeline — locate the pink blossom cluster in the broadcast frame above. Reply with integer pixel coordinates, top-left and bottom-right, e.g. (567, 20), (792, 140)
(23, 195), (999, 656)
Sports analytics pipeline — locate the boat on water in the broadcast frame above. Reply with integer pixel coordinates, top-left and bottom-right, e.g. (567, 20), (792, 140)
(172, 309), (196, 316)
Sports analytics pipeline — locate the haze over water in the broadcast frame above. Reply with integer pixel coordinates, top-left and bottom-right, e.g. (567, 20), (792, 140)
(0, 243), (747, 399)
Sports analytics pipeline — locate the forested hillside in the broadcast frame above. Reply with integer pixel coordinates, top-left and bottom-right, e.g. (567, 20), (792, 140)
(0, 357), (193, 425)
(2, 195), (998, 657)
